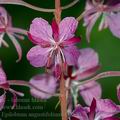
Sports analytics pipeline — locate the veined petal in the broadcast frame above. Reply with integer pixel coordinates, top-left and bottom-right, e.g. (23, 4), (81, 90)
(71, 105), (89, 120)
(0, 65), (7, 84)
(63, 46), (80, 66)
(62, 37), (81, 46)
(77, 48), (99, 80)
(27, 45), (49, 67)
(0, 92), (6, 111)
(29, 18), (53, 42)
(107, 13), (120, 38)
(96, 99), (120, 119)
(29, 74), (57, 99)
(103, 116), (120, 120)
(7, 33), (22, 62)
(59, 17), (78, 41)
(28, 33), (51, 47)
(0, 7), (8, 27)
(79, 81), (102, 106)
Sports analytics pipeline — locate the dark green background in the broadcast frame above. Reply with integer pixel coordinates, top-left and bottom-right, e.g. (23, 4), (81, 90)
(0, 0), (120, 119)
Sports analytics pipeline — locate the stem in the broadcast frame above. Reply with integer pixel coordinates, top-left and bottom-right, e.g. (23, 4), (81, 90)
(76, 11), (85, 21)
(54, 0), (67, 119)
(8, 80), (58, 97)
(55, 0), (61, 24)
(74, 71), (120, 87)
(0, 0), (79, 12)
(60, 74), (68, 120)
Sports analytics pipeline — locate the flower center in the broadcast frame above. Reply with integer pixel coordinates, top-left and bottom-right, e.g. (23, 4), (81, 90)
(98, 4), (108, 12)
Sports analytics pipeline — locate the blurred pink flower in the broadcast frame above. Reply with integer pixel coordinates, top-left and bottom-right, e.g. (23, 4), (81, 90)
(84, 0), (120, 42)
(27, 17), (80, 77)
(66, 48), (101, 107)
(70, 98), (120, 120)
(0, 7), (27, 62)
(29, 74), (57, 99)
(0, 63), (24, 110)
(117, 84), (120, 101)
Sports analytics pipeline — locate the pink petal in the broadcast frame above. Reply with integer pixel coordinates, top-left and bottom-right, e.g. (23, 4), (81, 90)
(0, 92), (6, 111)
(59, 17), (78, 41)
(0, 65), (7, 84)
(96, 99), (120, 119)
(103, 117), (120, 120)
(7, 33), (22, 62)
(29, 18), (53, 42)
(27, 45), (49, 67)
(63, 46), (80, 65)
(28, 33), (51, 47)
(71, 105), (89, 120)
(117, 84), (120, 101)
(77, 48), (99, 80)
(0, 7), (8, 27)
(62, 37), (81, 46)
(107, 13), (120, 38)
(29, 74), (57, 99)
(79, 81), (102, 106)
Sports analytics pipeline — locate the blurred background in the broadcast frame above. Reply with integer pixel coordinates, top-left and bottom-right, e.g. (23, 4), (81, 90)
(0, 0), (120, 119)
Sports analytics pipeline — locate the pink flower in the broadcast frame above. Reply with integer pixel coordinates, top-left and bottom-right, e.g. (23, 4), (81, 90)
(84, 0), (120, 42)
(29, 74), (57, 99)
(0, 7), (27, 62)
(0, 62), (24, 110)
(66, 48), (101, 107)
(27, 17), (80, 77)
(70, 98), (120, 120)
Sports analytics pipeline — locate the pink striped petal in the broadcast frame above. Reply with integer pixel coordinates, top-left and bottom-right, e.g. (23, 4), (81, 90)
(96, 99), (120, 119)
(103, 117), (120, 120)
(107, 13), (120, 38)
(71, 105), (89, 120)
(77, 48), (99, 79)
(0, 92), (6, 111)
(28, 33), (51, 47)
(30, 74), (57, 99)
(63, 46), (80, 65)
(0, 65), (7, 84)
(27, 45), (49, 67)
(59, 17), (78, 41)
(79, 81), (102, 106)
(0, 7), (8, 27)
(29, 18), (53, 42)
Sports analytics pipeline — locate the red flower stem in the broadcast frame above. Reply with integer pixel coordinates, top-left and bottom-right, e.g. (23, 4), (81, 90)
(54, 0), (67, 119)
(60, 73), (68, 120)
(75, 71), (120, 87)
(55, 0), (61, 24)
